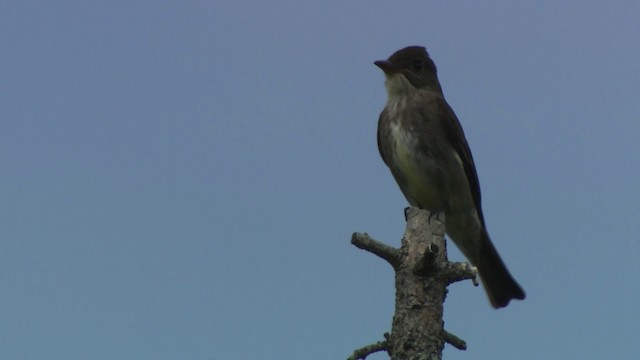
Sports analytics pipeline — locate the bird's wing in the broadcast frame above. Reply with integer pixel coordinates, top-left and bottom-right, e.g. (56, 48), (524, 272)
(377, 108), (392, 168)
(435, 97), (485, 225)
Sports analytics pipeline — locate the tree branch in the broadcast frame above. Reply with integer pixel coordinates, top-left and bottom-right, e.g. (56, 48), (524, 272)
(350, 208), (472, 359)
(443, 329), (467, 350)
(386, 208), (447, 360)
(442, 261), (479, 286)
(351, 232), (401, 268)
(347, 335), (389, 360)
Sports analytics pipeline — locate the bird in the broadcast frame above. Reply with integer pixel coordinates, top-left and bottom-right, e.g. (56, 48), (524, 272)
(374, 46), (525, 308)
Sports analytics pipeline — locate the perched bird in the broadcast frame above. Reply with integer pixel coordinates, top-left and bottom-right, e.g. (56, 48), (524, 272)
(375, 46), (525, 308)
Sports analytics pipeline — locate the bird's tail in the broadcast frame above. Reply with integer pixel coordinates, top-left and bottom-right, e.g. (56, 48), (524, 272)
(476, 230), (526, 308)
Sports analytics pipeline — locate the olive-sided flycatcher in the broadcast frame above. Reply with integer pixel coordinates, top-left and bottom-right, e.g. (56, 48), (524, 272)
(375, 46), (525, 308)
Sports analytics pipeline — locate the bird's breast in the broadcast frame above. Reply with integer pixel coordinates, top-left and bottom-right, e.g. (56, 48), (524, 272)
(388, 121), (443, 209)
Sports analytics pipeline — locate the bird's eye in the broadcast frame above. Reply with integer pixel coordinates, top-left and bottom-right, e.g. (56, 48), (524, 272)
(412, 60), (423, 71)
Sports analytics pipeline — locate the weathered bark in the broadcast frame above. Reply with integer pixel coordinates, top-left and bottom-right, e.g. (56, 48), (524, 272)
(387, 208), (447, 360)
(350, 207), (476, 360)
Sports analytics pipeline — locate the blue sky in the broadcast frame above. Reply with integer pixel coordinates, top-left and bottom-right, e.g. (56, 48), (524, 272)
(2, 1), (639, 359)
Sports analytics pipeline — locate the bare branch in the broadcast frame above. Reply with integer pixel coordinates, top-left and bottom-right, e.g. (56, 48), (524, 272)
(350, 208), (472, 359)
(443, 261), (479, 286)
(347, 338), (388, 360)
(443, 329), (467, 350)
(387, 209), (448, 359)
(351, 232), (401, 268)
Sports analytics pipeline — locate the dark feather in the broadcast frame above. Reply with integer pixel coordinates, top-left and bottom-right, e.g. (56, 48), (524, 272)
(434, 97), (486, 226)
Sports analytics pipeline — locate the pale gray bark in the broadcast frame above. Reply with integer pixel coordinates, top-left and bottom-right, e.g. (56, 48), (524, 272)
(350, 208), (476, 360)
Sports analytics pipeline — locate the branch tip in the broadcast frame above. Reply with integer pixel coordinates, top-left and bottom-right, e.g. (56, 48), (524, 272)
(351, 232), (401, 267)
(347, 339), (388, 360)
(444, 261), (479, 286)
(443, 329), (467, 351)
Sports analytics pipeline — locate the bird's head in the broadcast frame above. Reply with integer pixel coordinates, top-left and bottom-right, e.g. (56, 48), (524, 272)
(375, 46), (442, 96)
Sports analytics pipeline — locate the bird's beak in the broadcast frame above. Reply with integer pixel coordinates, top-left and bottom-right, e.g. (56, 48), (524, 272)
(374, 60), (400, 75)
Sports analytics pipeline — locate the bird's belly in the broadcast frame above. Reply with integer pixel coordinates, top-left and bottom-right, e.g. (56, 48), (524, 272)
(390, 124), (443, 209)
